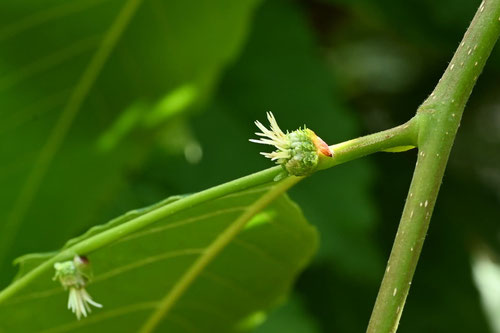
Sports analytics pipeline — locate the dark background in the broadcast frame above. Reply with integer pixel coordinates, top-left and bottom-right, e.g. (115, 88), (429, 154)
(1, 0), (500, 331)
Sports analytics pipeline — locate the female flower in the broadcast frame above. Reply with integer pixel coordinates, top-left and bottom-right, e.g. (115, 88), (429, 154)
(250, 112), (333, 177)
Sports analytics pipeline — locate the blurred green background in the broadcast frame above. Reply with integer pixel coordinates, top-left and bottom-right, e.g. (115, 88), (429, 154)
(1, 0), (500, 331)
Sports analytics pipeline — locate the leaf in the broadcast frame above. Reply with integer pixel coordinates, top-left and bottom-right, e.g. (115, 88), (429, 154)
(382, 145), (416, 153)
(0, 183), (318, 332)
(0, 0), (263, 283)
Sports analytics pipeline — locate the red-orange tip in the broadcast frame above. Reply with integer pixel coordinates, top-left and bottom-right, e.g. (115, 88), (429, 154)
(312, 134), (333, 157)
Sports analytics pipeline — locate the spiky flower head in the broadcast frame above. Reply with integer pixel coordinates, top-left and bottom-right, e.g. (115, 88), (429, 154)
(53, 255), (102, 320)
(250, 112), (333, 176)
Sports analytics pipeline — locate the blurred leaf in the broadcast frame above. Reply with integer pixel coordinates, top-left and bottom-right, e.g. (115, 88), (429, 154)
(472, 252), (500, 333)
(0, 0), (262, 283)
(323, 0), (476, 46)
(0, 185), (317, 332)
(253, 295), (321, 333)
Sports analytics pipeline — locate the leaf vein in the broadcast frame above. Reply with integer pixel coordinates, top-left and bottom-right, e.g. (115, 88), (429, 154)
(0, 0), (113, 42)
(115, 207), (247, 244)
(0, 88), (70, 135)
(200, 271), (260, 306)
(94, 248), (205, 283)
(0, 36), (100, 92)
(232, 238), (294, 270)
(38, 301), (157, 333)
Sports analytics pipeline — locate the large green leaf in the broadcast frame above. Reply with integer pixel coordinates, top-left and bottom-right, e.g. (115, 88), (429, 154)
(0, 182), (317, 332)
(0, 0), (262, 283)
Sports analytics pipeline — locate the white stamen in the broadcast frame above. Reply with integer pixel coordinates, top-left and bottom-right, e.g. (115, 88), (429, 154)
(251, 112), (291, 163)
(67, 288), (102, 320)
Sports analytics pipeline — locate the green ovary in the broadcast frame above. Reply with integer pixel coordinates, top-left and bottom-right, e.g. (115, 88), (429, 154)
(284, 129), (319, 176)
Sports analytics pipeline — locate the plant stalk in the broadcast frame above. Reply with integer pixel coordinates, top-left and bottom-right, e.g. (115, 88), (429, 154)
(0, 120), (418, 304)
(367, 1), (500, 332)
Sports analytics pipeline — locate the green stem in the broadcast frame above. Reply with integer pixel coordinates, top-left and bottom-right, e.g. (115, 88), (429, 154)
(0, 120), (418, 305)
(319, 118), (418, 171)
(367, 1), (500, 332)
